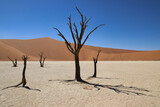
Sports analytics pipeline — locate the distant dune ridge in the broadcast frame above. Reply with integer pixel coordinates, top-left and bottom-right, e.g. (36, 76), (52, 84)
(0, 37), (160, 61)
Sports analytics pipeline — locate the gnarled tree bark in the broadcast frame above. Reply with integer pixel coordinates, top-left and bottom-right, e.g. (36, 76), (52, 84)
(54, 7), (104, 82)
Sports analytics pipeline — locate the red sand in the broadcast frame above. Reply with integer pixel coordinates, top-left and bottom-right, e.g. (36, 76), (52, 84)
(0, 37), (160, 61)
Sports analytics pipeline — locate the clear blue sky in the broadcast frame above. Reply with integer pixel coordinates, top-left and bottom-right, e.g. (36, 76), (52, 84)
(0, 0), (160, 50)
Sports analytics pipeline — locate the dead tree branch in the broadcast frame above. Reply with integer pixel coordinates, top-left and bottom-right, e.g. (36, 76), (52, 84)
(7, 56), (17, 67)
(92, 50), (101, 77)
(54, 7), (104, 81)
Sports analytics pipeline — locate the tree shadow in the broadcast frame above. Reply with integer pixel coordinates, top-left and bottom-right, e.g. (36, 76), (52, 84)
(50, 79), (154, 97)
(87, 76), (119, 80)
(2, 85), (41, 92)
(96, 77), (119, 79)
(48, 79), (75, 82)
(23, 86), (41, 92)
(81, 80), (151, 95)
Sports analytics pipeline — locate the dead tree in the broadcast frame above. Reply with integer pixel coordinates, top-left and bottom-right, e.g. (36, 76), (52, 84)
(8, 57), (17, 67)
(15, 55), (28, 87)
(3, 55), (41, 91)
(92, 50), (101, 77)
(39, 52), (46, 67)
(54, 7), (104, 82)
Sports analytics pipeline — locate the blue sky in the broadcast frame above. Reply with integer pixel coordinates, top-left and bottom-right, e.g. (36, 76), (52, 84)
(0, 0), (160, 50)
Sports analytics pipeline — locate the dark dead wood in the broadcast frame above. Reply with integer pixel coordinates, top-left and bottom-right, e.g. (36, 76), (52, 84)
(3, 55), (41, 91)
(92, 50), (101, 77)
(39, 52), (46, 67)
(3, 56), (28, 89)
(7, 57), (17, 67)
(53, 7), (104, 82)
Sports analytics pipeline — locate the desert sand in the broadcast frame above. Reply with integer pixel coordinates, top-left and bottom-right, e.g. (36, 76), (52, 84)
(0, 61), (160, 107)
(0, 37), (160, 61)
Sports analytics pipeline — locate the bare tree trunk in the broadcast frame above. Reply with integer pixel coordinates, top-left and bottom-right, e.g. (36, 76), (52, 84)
(2, 56), (37, 90)
(14, 59), (17, 67)
(92, 50), (101, 78)
(22, 57), (27, 87)
(54, 7), (104, 82)
(39, 52), (46, 67)
(93, 61), (97, 77)
(13, 56), (28, 87)
(75, 54), (82, 81)
(40, 63), (44, 67)
(42, 57), (46, 67)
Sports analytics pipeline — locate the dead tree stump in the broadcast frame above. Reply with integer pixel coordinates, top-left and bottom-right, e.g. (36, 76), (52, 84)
(92, 50), (101, 77)
(39, 52), (46, 67)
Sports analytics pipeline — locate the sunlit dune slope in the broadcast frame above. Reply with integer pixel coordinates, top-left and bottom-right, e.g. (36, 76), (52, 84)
(0, 37), (159, 61)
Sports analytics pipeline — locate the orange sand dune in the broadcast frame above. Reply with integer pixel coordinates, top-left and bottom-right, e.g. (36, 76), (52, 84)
(0, 41), (38, 61)
(0, 37), (160, 61)
(98, 50), (160, 61)
(0, 41), (25, 61)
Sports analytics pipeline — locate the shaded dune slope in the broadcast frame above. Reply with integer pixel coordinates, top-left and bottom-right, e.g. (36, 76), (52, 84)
(0, 37), (160, 61)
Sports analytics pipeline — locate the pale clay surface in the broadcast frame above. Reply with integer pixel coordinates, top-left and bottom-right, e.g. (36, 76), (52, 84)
(0, 61), (160, 107)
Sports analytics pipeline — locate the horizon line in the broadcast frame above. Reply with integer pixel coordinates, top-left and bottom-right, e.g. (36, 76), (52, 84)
(0, 37), (159, 51)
